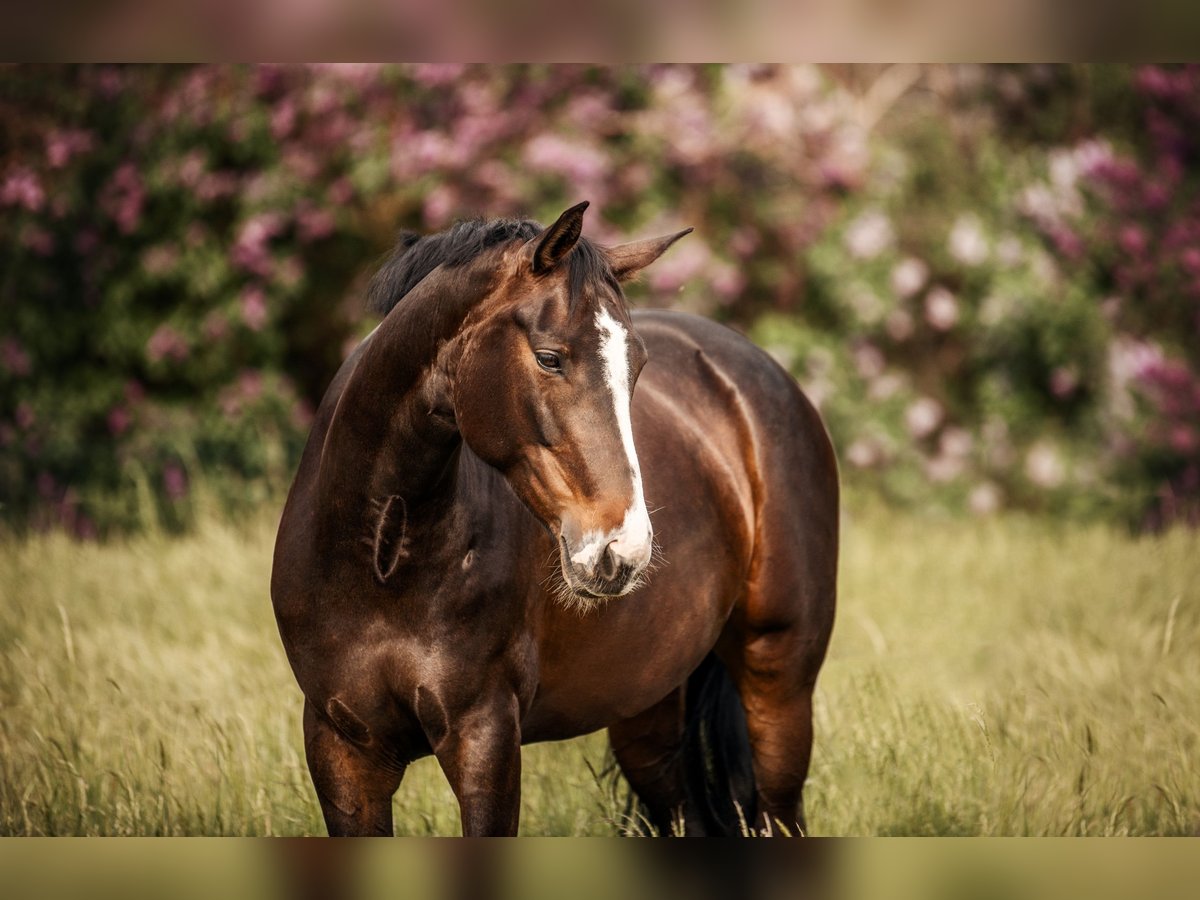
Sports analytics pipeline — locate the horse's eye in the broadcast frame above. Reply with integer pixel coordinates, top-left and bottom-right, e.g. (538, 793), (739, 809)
(535, 350), (563, 373)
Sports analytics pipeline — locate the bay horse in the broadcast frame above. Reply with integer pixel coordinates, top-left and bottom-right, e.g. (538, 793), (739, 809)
(270, 202), (838, 836)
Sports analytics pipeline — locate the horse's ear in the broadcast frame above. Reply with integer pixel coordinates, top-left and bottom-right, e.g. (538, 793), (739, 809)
(606, 228), (694, 281)
(530, 201), (589, 274)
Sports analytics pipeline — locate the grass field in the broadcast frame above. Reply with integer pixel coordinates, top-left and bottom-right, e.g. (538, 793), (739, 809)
(1, 501), (1197, 836)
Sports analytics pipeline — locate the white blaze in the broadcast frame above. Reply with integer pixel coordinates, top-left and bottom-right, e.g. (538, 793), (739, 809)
(569, 307), (653, 571)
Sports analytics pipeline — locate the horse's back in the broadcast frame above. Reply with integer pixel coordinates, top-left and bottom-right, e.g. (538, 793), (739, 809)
(632, 309), (838, 661)
(632, 308), (837, 521)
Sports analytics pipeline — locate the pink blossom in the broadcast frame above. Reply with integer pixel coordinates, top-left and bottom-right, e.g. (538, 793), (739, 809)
(647, 240), (711, 293)
(730, 226), (761, 258)
(709, 262), (746, 303)
(279, 148), (319, 181)
(1019, 183), (1058, 226)
(1144, 181), (1170, 211)
(924, 287), (960, 331)
(178, 152), (206, 189)
(1118, 224), (1147, 256)
(296, 206), (335, 242)
(1136, 66), (1174, 98)
(1025, 442), (1066, 489)
(867, 372), (904, 401)
(905, 397), (943, 439)
(523, 134), (609, 185)
(454, 115), (507, 159)
(968, 483), (1002, 515)
(948, 214), (989, 266)
(939, 427), (974, 459)
(218, 370), (267, 418)
(565, 92), (612, 130)
(843, 209), (894, 260)
(328, 178), (355, 206)
(16, 403), (35, 429)
(240, 287), (269, 331)
(147, 325), (189, 362)
(1108, 336), (1165, 385)
(399, 131), (466, 177)
(232, 213), (284, 277)
(890, 257), (929, 300)
(423, 185), (459, 229)
(162, 464), (188, 501)
(107, 407), (131, 436)
(271, 98), (297, 139)
(473, 160), (522, 208)
(45, 129), (94, 169)
(1050, 366), (1080, 399)
(196, 171), (238, 202)
(1, 338), (32, 377)
(1051, 226), (1084, 261)
(853, 343), (885, 380)
(846, 438), (884, 469)
(101, 164), (145, 235)
(95, 66), (124, 98)
(238, 369), (264, 400)
(1071, 138), (1115, 179)
(311, 65), (381, 93)
(1, 167), (45, 211)
(409, 64), (466, 88)
(924, 452), (964, 483)
(1169, 426), (1198, 454)
(292, 400), (314, 429)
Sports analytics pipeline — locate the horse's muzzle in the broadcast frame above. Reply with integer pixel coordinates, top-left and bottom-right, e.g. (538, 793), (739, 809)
(558, 534), (650, 599)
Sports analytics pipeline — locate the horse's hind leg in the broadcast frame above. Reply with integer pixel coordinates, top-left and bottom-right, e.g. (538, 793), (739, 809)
(722, 502), (836, 834)
(608, 688), (706, 835)
(303, 699), (403, 836)
(721, 636), (822, 835)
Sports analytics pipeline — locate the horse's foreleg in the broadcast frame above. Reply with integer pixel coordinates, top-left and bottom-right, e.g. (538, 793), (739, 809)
(608, 688), (707, 836)
(303, 699), (404, 836)
(429, 692), (522, 836)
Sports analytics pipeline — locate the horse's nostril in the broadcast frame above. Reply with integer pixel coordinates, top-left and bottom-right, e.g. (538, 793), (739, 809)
(597, 542), (620, 582)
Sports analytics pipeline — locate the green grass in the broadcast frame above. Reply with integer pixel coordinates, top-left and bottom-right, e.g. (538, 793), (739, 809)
(1, 503), (1197, 835)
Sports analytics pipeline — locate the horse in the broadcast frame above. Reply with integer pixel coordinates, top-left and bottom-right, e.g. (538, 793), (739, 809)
(270, 202), (838, 836)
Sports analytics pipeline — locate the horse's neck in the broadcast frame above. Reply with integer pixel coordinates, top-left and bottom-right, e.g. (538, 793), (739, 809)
(315, 283), (480, 522)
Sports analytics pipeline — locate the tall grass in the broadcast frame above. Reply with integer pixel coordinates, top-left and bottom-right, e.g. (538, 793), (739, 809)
(1, 503), (1196, 835)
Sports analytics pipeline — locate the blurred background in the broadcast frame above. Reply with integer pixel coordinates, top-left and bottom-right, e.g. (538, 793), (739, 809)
(2, 63), (1197, 536)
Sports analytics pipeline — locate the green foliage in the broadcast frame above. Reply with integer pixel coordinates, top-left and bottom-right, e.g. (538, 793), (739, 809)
(2, 65), (1197, 532)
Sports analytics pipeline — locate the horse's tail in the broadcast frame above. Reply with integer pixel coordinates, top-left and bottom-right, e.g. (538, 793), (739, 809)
(679, 652), (757, 835)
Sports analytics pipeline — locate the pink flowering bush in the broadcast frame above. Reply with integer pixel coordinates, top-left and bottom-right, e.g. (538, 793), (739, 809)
(0, 64), (866, 533)
(1, 64), (1196, 532)
(764, 65), (1200, 526)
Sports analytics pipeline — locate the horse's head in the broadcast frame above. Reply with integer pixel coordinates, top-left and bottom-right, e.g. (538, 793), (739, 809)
(453, 202), (690, 604)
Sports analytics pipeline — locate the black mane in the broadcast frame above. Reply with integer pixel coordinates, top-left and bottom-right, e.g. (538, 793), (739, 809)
(366, 217), (618, 316)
